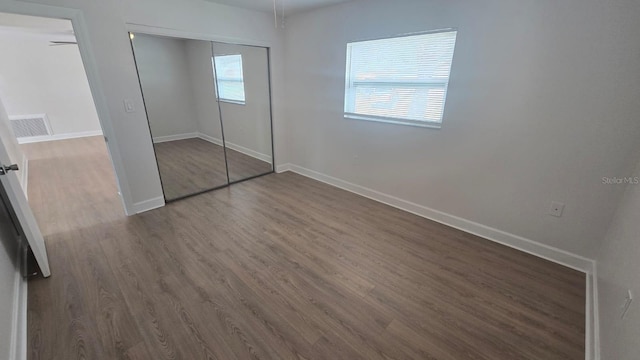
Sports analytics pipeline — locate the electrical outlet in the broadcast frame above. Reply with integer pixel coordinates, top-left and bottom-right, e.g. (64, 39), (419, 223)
(548, 201), (565, 217)
(621, 290), (633, 319)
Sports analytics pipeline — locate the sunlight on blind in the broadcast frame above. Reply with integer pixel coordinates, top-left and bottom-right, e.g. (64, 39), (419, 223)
(214, 54), (246, 103)
(345, 30), (457, 126)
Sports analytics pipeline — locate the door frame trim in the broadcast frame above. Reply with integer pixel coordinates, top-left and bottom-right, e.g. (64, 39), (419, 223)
(0, 1), (136, 215)
(126, 23), (272, 48)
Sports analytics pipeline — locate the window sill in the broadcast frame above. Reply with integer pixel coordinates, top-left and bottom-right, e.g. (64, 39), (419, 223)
(218, 99), (246, 106)
(344, 114), (442, 129)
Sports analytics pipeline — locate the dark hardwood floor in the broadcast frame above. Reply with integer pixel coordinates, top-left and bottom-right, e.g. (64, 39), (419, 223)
(153, 138), (272, 201)
(24, 136), (585, 360)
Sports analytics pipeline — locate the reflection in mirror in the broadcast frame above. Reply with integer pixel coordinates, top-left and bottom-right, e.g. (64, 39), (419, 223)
(131, 33), (229, 201)
(212, 42), (274, 183)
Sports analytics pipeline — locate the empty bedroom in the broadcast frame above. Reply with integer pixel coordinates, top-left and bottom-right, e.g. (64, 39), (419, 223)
(0, 0), (639, 359)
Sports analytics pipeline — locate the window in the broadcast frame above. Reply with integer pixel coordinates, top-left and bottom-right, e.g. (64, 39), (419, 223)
(213, 54), (246, 104)
(344, 30), (457, 128)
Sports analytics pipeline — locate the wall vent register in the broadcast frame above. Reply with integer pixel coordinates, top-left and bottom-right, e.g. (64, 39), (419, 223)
(9, 114), (52, 138)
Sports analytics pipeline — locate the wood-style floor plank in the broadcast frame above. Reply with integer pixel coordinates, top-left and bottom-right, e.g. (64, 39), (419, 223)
(24, 137), (585, 359)
(153, 138), (272, 200)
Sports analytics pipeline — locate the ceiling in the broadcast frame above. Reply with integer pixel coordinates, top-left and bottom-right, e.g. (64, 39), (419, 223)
(0, 12), (75, 41)
(203, 0), (353, 15)
(0, 13), (72, 32)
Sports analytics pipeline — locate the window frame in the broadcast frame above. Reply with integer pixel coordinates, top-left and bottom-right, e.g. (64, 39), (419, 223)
(343, 28), (458, 129)
(212, 54), (246, 105)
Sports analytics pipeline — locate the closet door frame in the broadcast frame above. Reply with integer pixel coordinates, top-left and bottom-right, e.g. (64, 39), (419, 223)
(126, 24), (275, 202)
(212, 41), (275, 186)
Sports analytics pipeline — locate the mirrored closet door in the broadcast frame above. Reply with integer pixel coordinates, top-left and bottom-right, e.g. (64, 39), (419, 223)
(212, 42), (274, 183)
(130, 32), (274, 202)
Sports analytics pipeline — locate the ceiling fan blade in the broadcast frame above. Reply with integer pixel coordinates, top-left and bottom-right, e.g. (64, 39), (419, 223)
(49, 41), (78, 46)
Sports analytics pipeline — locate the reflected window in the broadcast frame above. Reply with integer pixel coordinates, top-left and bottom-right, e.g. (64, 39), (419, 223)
(213, 54), (246, 104)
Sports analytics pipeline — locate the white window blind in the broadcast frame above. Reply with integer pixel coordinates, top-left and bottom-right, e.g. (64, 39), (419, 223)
(213, 54), (246, 104)
(344, 30), (457, 127)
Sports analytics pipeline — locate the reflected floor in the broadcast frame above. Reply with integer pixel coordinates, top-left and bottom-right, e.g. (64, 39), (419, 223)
(154, 138), (272, 200)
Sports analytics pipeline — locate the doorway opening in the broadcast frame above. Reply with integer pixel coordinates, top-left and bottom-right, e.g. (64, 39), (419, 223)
(0, 12), (125, 245)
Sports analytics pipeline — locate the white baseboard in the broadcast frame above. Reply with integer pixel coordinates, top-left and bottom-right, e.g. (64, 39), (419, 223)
(281, 163), (593, 271)
(153, 132), (199, 144)
(20, 155), (28, 200)
(196, 133), (272, 163)
(276, 163), (292, 173)
(17, 130), (103, 144)
(153, 132), (224, 146)
(196, 133), (223, 146)
(224, 141), (272, 163)
(280, 163), (599, 359)
(156, 132), (272, 163)
(15, 272), (26, 360)
(132, 196), (165, 214)
(279, 163), (598, 360)
(9, 250), (27, 360)
(586, 266), (600, 360)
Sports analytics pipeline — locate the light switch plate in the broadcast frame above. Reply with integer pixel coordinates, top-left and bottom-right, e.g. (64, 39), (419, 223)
(124, 99), (135, 113)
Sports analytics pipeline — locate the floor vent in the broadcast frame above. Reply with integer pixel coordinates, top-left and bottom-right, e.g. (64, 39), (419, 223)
(9, 114), (52, 138)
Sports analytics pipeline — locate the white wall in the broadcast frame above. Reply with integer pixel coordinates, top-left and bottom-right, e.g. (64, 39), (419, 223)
(0, 0), (285, 213)
(185, 39), (222, 141)
(133, 34), (199, 139)
(0, 30), (102, 136)
(284, 0), (640, 258)
(214, 42), (272, 159)
(597, 156), (640, 360)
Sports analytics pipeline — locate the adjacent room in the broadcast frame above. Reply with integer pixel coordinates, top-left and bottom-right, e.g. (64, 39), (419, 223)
(0, 0), (639, 359)
(0, 13), (122, 237)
